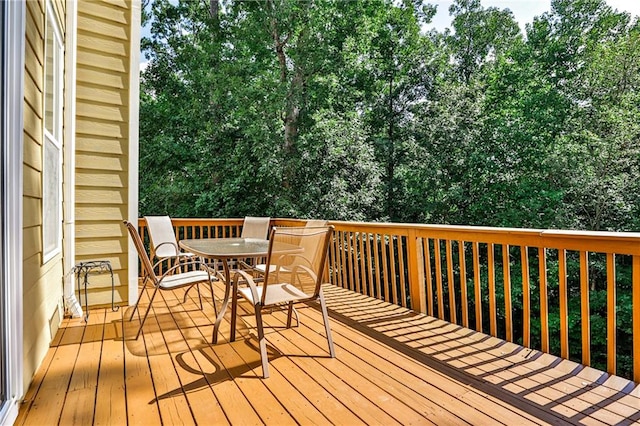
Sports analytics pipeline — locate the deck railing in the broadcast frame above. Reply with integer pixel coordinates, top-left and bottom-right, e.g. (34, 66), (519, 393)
(137, 218), (640, 382)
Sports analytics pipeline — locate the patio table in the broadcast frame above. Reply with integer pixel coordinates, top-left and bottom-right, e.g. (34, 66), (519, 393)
(179, 237), (302, 343)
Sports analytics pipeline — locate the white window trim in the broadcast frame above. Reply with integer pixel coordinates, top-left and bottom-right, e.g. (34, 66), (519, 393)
(62, 0), (82, 317)
(0, 1), (25, 424)
(42, 0), (64, 264)
(128, 0), (142, 305)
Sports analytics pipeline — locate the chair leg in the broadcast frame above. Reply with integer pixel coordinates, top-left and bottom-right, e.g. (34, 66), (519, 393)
(230, 279), (239, 342)
(134, 286), (160, 340)
(182, 283), (203, 307)
(197, 284), (203, 310)
(182, 283), (204, 311)
(129, 277), (151, 321)
(213, 273), (232, 344)
(255, 306), (270, 378)
(286, 302), (299, 328)
(318, 290), (335, 358)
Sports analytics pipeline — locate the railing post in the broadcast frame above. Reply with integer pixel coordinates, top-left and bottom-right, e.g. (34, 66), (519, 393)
(407, 229), (426, 314)
(634, 255), (640, 383)
(607, 253), (616, 375)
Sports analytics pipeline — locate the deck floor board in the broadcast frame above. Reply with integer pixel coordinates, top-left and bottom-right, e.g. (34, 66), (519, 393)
(17, 283), (640, 425)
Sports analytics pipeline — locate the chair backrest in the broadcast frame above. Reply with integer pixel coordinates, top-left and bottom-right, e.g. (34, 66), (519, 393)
(241, 216), (271, 239)
(145, 215), (180, 259)
(263, 226), (333, 303)
(123, 220), (158, 284)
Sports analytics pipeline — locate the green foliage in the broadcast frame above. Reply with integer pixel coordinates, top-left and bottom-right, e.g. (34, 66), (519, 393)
(140, 0), (640, 379)
(296, 110), (383, 220)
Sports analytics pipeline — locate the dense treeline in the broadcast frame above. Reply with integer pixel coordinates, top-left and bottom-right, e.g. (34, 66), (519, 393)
(140, 0), (640, 230)
(140, 0), (640, 377)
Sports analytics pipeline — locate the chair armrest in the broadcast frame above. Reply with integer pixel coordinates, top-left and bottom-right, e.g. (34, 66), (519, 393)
(290, 264), (319, 292)
(233, 269), (260, 303)
(158, 259), (218, 281)
(152, 253), (198, 271)
(152, 257), (168, 271)
(154, 241), (180, 254)
(238, 260), (254, 270)
(291, 264), (317, 278)
(286, 253), (314, 269)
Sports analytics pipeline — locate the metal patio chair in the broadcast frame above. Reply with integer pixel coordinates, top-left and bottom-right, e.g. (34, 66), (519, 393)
(230, 225), (335, 378)
(124, 220), (219, 339)
(144, 215), (195, 272)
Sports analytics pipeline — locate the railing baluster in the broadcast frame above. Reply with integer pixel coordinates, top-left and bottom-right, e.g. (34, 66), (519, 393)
(329, 232), (337, 285)
(522, 246), (530, 348)
(348, 232), (356, 292)
(435, 239), (444, 320)
(360, 232), (368, 297)
(607, 253), (616, 375)
(358, 232), (367, 296)
(473, 242), (482, 332)
(539, 247), (549, 353)
(488, 243), (497, 337)
(364, 233), (371, 296)
(424, 238), (433, 317)
(399, 236), (408, 308)
(373, 233), (381, 299)
(340, 231), (348, 290)
(580, 250), (590, 366)
(352, 232), (367, 294)
(329, 232), (338, 286)
(446, 240), (456, 324)
(367, 233), (375, 298)
(503, 244), (512, 342)
(559, 249), (569, 359)
(390, 236), (398, 305)
(381, 235), (390, 303)
(459, 241), (468, 328)
(407, 233), (425, 313)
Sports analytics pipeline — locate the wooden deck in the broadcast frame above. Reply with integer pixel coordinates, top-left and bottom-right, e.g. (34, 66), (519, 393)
(16, 283), (640, 425)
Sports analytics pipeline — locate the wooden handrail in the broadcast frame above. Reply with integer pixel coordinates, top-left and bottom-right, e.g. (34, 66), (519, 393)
(136, 217), (640, 381)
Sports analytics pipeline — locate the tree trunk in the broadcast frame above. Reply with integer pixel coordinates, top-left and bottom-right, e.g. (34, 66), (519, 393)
(268, 5), (304, 190)
(209, 0), (218, 18)
(284, 71), (303, 153)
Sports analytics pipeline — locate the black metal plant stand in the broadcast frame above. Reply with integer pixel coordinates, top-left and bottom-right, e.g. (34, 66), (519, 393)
(72, 260), (119, 321)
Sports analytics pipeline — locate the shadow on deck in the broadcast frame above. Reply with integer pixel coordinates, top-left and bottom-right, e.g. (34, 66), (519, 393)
(16, 283), (640, 425)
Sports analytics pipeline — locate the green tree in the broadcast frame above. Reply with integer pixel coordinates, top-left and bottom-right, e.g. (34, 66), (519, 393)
(364, 2), (436, 221)
(447, 0), (521, 83)
(140, 0), (390, 219)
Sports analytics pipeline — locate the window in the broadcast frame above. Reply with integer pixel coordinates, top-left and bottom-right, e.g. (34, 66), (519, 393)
(42, 2), (63, 263)
(0, 1), (5, 408)
(1, 1), (24, 423)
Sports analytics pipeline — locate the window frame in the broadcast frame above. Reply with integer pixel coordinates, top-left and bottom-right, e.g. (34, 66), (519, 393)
(42, 0), (64, 264)
(0, 1), (25, 424)
(0, 1), (5, 408)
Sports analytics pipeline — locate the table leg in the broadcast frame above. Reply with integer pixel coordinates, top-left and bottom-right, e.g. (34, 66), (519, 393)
(230, 273), (238, 342)
(212, 259), (231, 344)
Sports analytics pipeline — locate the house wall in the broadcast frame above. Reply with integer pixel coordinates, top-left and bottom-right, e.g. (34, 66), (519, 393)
(74, 0), (136, 306)
(22, 0), (66, 391)
(22, 0), (138, 393)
